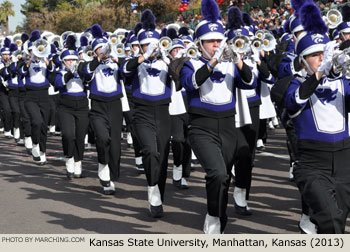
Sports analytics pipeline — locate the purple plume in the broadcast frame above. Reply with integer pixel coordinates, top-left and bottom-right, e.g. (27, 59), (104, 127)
(300, 3), (328, 34)
(141, 9), (156, 30)
(227, 7), (243, 30)
(167, 28), (178, 40)
(342, 4), (350, 22)
(91, 24), (104, 39)
(201, 0), (220, 22)
(29, 30), (41, 42)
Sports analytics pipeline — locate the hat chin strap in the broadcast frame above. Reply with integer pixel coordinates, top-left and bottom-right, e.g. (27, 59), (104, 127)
(199, 40), (212, 60)
(301, 57), (314, 75)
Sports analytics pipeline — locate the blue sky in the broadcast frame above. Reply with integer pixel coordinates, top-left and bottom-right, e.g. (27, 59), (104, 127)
(2, 0), (26, 32)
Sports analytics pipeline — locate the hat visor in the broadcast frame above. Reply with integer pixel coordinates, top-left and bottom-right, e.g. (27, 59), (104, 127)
(199, 32), (225, 41)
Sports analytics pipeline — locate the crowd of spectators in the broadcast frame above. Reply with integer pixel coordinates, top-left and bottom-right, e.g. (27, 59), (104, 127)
(172, 0), (346, 31)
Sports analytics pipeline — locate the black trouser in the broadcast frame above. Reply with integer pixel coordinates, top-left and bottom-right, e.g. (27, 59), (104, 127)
(24, 89), (50, 152)
(133, 103), (171, 201)
(235, 105), (260, 199)
(123, 94), (142, 158)
(294, 148), (350, 233)
(188, 115), (249, 232)
(48, 94), (60, 130)
(58, 96), (89, 161)
(171, 113), (191, 178)
(0, 90), (12, 132)
(8, 90), (20, 129)
(18, 91), (31, 137)
(89, 99), (123, 181)
(258, 118), (267, 142)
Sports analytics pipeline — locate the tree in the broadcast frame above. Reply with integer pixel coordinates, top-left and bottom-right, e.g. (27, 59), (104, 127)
(0, 0), (15, 35)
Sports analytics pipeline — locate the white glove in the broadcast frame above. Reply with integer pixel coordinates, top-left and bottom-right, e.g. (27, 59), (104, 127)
(213, 38), (227, 62)
(252, 48), (261, 63)
(133, 47), (140, 57)
(143, 42), (157, 60)
(69, 61), (77, 73)
(317, 41), (338, 75)
(100, 44), (109, 56)
(161, 50), (170, 65)
(175, 48), (187, 59)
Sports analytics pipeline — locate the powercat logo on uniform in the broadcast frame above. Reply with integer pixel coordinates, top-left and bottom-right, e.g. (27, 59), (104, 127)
(210, 71), (226, 83)
(146, 67), (161, 77)
(102, 68), (114, 77)
(33, 66), (41, 73)
(208, 23), (219, 32)
(311, 34), (324, 44)
(315, 87), (338, 105)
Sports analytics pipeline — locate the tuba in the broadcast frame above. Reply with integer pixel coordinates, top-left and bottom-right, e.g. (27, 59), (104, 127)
(32, 39), (51, 59)
(12, 34), (23, 48)
(115, 43), (125, 57)
(325, 9), (342, 29)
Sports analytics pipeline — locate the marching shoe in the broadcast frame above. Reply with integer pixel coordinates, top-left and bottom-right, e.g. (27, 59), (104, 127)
(16, 139), (25, 146)
(172, 164), (183, 187)
(39, 152), (47, 165)
(0, 127), (4, 133)
(32, 144), (41, 161)
(65, 157), (75, 179)
(179, 178), (189, 189)
(203, 213), (221, 234)
(148, 185), (163, 218)
(74, 161), (83, 178)
(299, 214), (317, 234)
(25, 137), (33, 154)
(4, 131), (13, 139)
(268, 120), (275, 130)
(48, 125), (55, 136)
(233, 187), (252, 216)
(126, 132), (133, 148)
(98, 163), (111, 187)
(256, 139), (265, 152)
(135, 157), (144, 174)
(103, 181), (116, 195)
(272, 116), (279, 128)
(13, 128), (20, 141)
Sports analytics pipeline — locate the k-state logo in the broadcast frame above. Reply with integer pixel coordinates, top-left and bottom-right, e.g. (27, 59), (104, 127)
(234, 30), (242, 36)
(33, 66), (41, 73)
(210, 71), (226, 83)
(311, 34), (324, 44)
(145, 31), (154, 38)
(102, 68), (114, 77)
(146, 68), (161, 77)
(315, 87), (338, 105)
(208, 23), (219, 32)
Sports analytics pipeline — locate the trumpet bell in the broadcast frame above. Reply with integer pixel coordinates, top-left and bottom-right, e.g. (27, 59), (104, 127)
(262, 33), (276, 52)
(326, 9), (342, 29)
(11, 50), (22, 63)
(251, 38), (263, 51)
(255, 30), (265, 40)
(82, 45), (94, 61)
(32, 39), (51, 58)
(232, 35), (250, 53)
(109, 35), (119, 45)
(115, 43), (125, 57)
(186, 47), (198, 58)
(159, 37), (172, 51)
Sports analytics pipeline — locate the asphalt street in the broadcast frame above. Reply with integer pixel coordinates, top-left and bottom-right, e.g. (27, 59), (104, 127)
(0, 128), (349, 234)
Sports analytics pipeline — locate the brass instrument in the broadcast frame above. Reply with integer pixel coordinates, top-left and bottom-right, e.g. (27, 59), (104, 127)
(82, 45), (94, 62)
(12, 34), (22, 48)
(222, 45), (240, 63)
(11, 50), (23, 63)
(186, 46), (198, 58)
(231, 35), (250, 54)
(255, 30), (265, 40)
(332, 48), (350, 76)
(159, 37), (172, 51)
(325, 9), (342, 29)
(251, 38), (263, 51)
(262, 33), (276, 52)
(32, 39), (51, 59)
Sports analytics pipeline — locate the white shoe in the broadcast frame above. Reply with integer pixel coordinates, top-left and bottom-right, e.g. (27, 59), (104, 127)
(173, 164), (183, 181)
(148, 185), (162, 207)
(272, 116), (279, 127)
(103, 181), (115, 195)
(268, 121), (275, 129)
(17, 139), (25, 145)
(289, 164), (294, 181)
(299, 214), (317, 234)
(13, 128), (20, 139)
(127, 132), (133, 145)
(74, 161), (82, 178)
(32, 144), (40, 161)
(203, 213), (221, 234)
(25, 137), (33, 149)
(65, 157), (75, 175)
(233, 187), (247, 207)
(4, 131), (13, 138)
(0, 127), (4, 133)
(39, 152), (46, 165)
(49, 125), (55, 134)
(98, 163), (110, 185)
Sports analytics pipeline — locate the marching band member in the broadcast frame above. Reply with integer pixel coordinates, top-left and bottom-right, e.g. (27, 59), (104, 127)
(18, 30), (54, 164)
(180, 0), (256, 233)
(337, 5), (350, 43)
(121, 28), (144, 173)
(226, 7), (275, 216)
(285, 3), (350, 233)
(80, 24), (124, 195)
(121, 9), (172, 218)
(54, 35), (89, 179)
(0, 38), (14, 139)
(166, 28), (191, 189)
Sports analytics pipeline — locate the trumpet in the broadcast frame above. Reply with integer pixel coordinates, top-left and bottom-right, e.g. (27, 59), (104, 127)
(32, 39), (51, 59)
(222, 45), (240, 63)
(82, 45), (94, 62)
(332, 48), (350, 75)
(324, 9), (342, 29)
(251, 38), (264, 51)
(262, 33), (276, 52)
(12, 34), (22, 48)
(186, 46), (199, 58)
(11, 50), (23, 63)
(159, 37), (172, 51)
(255, 30), (265, 40)
(231, 35), (250, 54)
